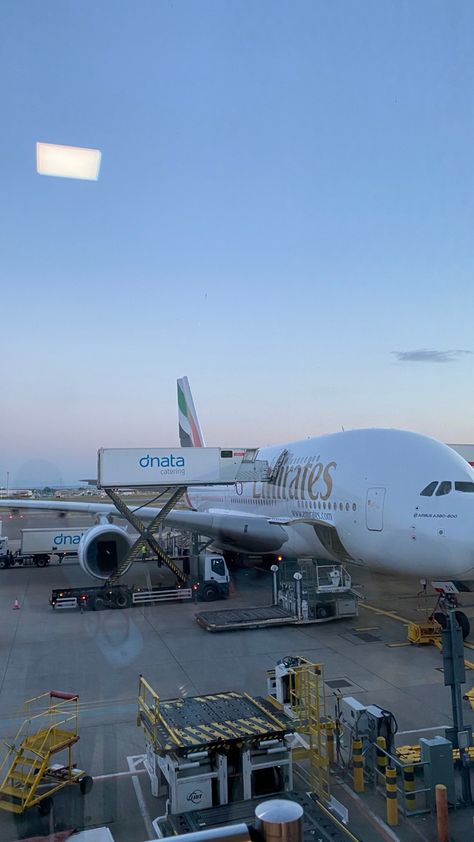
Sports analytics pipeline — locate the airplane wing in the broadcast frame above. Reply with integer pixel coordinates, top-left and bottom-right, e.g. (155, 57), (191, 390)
(0, 499), (288, 553)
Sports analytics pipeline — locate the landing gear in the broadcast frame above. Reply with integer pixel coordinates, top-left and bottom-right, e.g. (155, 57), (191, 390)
(431, 592), (470, 640)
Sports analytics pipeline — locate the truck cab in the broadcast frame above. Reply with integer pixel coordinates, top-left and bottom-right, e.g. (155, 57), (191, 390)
(186, 551), (230, 600)
(0, 537), (10, 568)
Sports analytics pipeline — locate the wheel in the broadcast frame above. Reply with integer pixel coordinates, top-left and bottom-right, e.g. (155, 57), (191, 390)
(93, 595), (106, 611)
(79, 775), (93, 794)
(114, 590), (131, 609)
(316, 605), (329, 619)
(455, 611), (470, 640)
(433, 612), (447, 630)
(202, 584), (218, 601)
(36, 557), (48, 568)
(0, 558), (9, 569)
(38, 796), (53, 816)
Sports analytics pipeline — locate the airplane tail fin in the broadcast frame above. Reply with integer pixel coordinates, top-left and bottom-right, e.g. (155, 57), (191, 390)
(177, 377), (205, 447)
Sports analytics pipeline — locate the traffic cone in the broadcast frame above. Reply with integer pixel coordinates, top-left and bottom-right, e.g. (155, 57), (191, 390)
(12, 599), (20, 610)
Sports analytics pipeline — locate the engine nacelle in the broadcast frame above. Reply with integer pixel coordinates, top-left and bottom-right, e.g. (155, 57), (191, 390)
(78, 524), (134, 580)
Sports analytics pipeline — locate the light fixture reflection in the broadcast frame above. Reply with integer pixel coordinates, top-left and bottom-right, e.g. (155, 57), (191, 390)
(36, 142), (101, 181)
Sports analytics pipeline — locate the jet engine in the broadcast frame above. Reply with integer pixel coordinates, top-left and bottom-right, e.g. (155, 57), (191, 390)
(78, 524), (134, 580)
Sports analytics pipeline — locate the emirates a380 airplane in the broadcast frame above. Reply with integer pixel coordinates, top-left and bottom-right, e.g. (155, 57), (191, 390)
(3, 378), (474, 608)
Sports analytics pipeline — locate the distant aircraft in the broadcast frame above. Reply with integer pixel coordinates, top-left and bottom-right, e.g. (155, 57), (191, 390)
(3, 377), (474, 632)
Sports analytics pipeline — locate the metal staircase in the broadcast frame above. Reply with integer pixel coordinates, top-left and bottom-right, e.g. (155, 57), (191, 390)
(0, 691), (87, 814)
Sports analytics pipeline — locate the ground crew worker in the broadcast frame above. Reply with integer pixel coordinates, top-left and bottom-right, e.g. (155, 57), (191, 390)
(141, 544), (147, 562)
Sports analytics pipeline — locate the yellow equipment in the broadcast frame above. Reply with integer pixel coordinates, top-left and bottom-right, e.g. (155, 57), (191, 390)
(0, 690), (91, 814)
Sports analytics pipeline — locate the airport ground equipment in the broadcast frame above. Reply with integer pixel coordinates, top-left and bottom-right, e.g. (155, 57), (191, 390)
(0, 690), (92, 815)
(97, 446), (269, 489)
(137, 675), (295, 814)
(50, 550), (230, 610)
(153, 792), (359, 842)
(265, 657), (331, 804)
(196, 559), (359, 631)
(0, 528), (89, 569)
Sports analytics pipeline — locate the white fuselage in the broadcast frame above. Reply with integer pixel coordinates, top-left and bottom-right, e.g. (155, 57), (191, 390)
(188, 429), (474, 581)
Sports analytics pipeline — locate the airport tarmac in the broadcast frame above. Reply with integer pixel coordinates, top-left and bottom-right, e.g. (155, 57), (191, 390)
(0, 512), (473, 841)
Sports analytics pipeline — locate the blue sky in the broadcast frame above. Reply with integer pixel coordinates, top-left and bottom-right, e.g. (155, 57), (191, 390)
(1, 1), (473, 485)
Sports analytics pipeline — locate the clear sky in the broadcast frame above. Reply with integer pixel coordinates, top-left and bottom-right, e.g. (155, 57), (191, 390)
(1, 1), (473, 485)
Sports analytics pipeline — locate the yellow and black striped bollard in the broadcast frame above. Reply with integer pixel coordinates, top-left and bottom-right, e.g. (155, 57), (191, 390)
(403, 765), (415, 812)
(376, 735), (387, 782)
(385, 766), (398, 826)
(352, 737), (364, 792)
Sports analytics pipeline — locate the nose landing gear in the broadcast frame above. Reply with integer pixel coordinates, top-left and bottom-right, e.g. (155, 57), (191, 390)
(429, 587), (471, 640)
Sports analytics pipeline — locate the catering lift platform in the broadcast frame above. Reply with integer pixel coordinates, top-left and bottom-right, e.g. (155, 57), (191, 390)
(137, 676), (295, 814)
(99, 446), (270, 585)
(196, 558), (360, 631)
(0, 691), (91, 815)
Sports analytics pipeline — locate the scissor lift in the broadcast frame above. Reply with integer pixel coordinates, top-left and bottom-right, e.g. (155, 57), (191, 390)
(137, 675), (295, 813)
(0, 690), (92, 815)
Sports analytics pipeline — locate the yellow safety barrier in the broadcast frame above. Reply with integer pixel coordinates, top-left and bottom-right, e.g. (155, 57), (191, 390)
(352, 738), (364, 793)
(376, 736), (387, 781)
(403, 765), (415, 812)
(397, 743), (474, 765)
(385, 766), (398, 826)
(407, 621), (441, 645)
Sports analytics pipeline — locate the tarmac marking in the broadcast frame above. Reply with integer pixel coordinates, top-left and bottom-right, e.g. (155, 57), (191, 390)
(127, 754), (154, 840)
(94, 769), (147, 781)
(352, 626), (379, 632)
(361, 604), (411, 624)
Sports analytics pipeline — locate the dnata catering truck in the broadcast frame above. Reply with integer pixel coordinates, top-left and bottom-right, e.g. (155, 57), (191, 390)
(0, 528), (88, 568)
(51, 550), (230, 610)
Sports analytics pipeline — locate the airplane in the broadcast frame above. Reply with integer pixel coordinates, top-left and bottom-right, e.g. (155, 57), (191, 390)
(2, 377), (474, 634)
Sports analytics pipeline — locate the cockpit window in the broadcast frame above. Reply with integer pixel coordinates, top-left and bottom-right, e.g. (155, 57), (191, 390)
(455, 482), (474, 493)
(435, 481), (452, 496)
(420, 482), (438, 496)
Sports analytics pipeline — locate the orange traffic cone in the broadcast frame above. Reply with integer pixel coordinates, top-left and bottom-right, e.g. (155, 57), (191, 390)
(13, 599), (20, 610)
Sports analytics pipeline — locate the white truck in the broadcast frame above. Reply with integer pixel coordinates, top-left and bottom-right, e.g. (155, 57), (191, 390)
(0, 527), (89, 569)
(51, 550), (230, 610)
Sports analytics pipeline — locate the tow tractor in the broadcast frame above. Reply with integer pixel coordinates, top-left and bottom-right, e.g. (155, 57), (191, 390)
(50, 550), (230, 610)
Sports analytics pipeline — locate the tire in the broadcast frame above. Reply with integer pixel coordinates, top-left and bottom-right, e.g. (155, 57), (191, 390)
(79, 775), (93, 795)
(455, 611), (470, 640)
(202, 584), (218, 602)
(0, 558), (8, 569)
(114, 590), (131, 609)
(316, 605), (329, 619)
(433, 612), (447, 630)
(36, 557), (48, 568)
(93, 595), (106, 611)
(38, 796), (53, 816)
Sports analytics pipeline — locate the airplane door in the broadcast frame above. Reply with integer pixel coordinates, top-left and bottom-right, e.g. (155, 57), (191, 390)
(366, 487), (386, 531)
